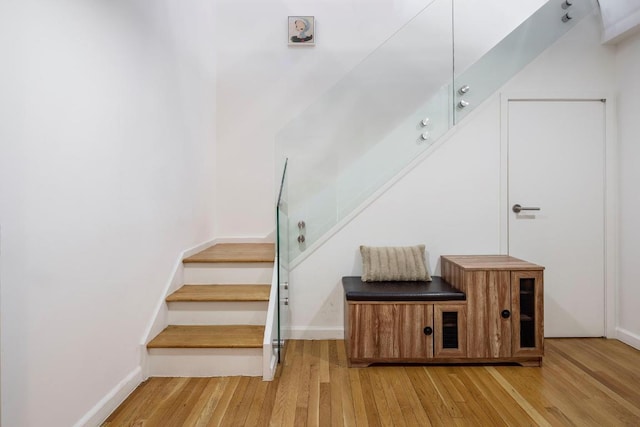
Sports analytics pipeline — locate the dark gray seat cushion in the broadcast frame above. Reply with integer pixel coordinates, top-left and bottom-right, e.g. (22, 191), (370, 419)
(342, 276), (465, 301)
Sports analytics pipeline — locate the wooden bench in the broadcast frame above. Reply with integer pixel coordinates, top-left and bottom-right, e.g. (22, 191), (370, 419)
(343, 255), (544, 367)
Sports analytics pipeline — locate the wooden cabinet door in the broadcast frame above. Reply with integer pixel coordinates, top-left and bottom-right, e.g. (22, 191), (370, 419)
(511, 271), (544, 356)
(465, 270), (512, 358)
(349, 303), (433, 360)
(434, 304), (467, 358)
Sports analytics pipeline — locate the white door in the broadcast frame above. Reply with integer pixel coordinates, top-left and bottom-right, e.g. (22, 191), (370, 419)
(508, 100), (605, 337)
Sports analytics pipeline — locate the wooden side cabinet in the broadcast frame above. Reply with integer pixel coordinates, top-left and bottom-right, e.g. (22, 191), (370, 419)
(441, 255), (544, 366)
(346, 302), (467, 365)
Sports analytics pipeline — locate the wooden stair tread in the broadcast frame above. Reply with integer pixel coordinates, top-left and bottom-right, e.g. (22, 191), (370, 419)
(183, 243), (275, 264)
(166, 285), (270, 302)
(147, 325), (264, 349)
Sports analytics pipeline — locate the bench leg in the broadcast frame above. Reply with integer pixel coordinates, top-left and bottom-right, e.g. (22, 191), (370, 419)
(519, 358), (542, 367)
(348, 360), (371, 368)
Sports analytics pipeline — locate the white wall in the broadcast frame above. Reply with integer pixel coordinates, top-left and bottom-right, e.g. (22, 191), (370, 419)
(615, 30), (640, 347)
(0, 1), (217, 425)
(599, 0), (640, 44)
(214, 0), (428, 238)
(288, 99), (504, 336)
(289, 13), (618, 338)
(0, 0), (630, 423)
(214, 0), (546, 238)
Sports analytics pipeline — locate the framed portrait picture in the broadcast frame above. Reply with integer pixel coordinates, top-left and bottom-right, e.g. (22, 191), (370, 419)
(288, 16), (315, 46)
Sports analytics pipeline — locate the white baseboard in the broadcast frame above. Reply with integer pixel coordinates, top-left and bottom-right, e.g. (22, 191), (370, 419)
(139, 237), (218, 379)
(182, 238), (220, 259)
(288, 326), (344, 340)
(263, 263), (279, 381)
(147, 348), (262, 377)
(183, 263), (273, 284)
(140, 236), (276, 381)
(73, 367), (142, 427)
(214, 236), (275, 244)
(167, 301), (268, 325)
(263, 349), (278, 381)
(616, 327), (640, 350)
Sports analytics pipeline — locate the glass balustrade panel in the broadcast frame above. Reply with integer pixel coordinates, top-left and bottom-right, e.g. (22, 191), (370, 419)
(276, 0), (454, 261)
(276, 158), (289, 362)
(454, 0), (598, 122)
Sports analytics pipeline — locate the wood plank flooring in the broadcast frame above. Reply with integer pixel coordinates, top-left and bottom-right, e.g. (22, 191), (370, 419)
(105, 338), (640, 426)
(183, 243), (275, 264)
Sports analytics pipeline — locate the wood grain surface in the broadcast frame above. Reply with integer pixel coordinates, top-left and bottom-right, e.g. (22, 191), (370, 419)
(511, 270), (544, 357)
(146, 325), (264, 348)
(166, 285), (271, 302)
(442, 255), (544, 360)
(183, 243), (275, 263)
(441, 255), (544, 271)
(348, 303), (433, 360)
(104, 338), (640, 426)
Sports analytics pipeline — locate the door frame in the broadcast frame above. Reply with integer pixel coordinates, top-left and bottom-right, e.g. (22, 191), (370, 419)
(499, 92), (618, 338)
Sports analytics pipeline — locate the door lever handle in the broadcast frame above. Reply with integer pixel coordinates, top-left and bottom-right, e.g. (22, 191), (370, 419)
(512, 204), (541, 214)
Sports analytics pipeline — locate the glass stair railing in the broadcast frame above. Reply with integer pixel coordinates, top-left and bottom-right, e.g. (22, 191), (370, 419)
(453, 0), (597, 123)
(276, 0), (597, 264)
(276, 158), (289, 362)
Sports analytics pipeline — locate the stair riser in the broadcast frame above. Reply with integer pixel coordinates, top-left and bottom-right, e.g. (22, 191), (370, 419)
(183, 263), (273, 284)
(147, 348), (262, 377)
(167, 301), (267, 325)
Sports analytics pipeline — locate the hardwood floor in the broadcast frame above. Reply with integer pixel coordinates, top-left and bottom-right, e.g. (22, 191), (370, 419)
(104, 338), (640, 426)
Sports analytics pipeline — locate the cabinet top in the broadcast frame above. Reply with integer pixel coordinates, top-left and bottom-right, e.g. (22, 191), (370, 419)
(441, 255), (544, 271)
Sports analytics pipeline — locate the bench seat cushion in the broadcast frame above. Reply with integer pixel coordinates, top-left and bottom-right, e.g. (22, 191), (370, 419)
(342, 276), (465, 302)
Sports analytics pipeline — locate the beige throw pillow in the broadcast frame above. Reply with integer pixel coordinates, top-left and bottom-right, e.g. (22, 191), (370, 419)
(360, 245), (432, 282)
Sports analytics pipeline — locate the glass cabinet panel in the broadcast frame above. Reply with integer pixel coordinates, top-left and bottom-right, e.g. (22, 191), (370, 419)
(434, 304), (467, 358)
(511, 271), (544, 356)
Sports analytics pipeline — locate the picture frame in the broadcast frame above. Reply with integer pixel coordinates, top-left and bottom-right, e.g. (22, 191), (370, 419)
(288, 16), (315, 46)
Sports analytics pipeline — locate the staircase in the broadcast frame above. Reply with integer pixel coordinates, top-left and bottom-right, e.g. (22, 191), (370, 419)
(146, 243), (275, 377)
